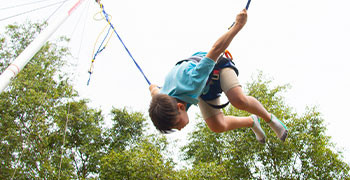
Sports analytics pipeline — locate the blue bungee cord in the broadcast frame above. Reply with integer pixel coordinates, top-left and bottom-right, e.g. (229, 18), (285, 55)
(93, 0), (252, 86)
(99, 3), (151, 86)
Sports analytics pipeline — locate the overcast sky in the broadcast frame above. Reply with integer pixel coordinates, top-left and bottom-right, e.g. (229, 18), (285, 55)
(1, 0), (350, 166)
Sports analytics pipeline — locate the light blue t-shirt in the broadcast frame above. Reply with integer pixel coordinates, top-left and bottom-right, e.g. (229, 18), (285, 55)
(160, 52), (215, 110)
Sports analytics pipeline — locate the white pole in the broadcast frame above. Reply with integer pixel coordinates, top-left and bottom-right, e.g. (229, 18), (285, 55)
(0, 0), (86, 93)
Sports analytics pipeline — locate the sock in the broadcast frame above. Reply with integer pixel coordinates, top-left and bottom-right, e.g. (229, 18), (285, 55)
(268, 114), (288, 141)
(250, 115), (266, 144)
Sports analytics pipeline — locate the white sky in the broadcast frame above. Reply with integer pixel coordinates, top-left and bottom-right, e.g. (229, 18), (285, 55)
(1, 0), (350, 167)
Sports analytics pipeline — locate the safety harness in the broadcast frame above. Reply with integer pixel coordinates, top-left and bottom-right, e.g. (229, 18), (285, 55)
(176, 50), (239, 109)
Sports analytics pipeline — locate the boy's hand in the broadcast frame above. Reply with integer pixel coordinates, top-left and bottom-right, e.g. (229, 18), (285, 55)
(149, 84), (160, 97)
(149, 84), (157, 91)
(206, 9), (248, 62)
(235, 9), (248, 28)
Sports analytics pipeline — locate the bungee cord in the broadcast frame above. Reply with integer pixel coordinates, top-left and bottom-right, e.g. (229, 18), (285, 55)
(87, 7), (113, 85)
(45, 0), (70, 22)
(90, 0), (252, 86)
(94, 2), (152, 85)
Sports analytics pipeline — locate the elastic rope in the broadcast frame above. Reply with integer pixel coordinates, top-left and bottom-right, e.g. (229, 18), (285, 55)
(46, 0), (70, 23)
(58, 104), (70, 179)
(246, 0), (251, 10)
(87, 8), (113, 85)
(101, 4), (151, 85)
(93, 26), (112, 60)
(75, 0), (90, 60)
(91, 24), (108, 57)
(87, 25), (112, 85)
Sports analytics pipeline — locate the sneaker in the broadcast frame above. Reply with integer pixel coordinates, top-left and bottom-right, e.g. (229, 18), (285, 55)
(250, 115), (266, 144)
(268, 114), (288, 142)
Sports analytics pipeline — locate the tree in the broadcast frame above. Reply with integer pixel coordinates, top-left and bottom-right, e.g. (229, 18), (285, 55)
(0, 22), (108, 179)
(0, 21), (180, 179)
(100, 140), (175, 180)
(177, 162), (228, 180)
(106, 108), (146, 151)
(54, 100), (106, 179)
(0, 22), (78, 179)
(182, 72), (350, 179)
(100, 108), (176, 179)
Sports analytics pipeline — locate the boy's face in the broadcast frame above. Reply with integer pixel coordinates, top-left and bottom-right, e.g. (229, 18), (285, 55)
(174, 104), (189, 131)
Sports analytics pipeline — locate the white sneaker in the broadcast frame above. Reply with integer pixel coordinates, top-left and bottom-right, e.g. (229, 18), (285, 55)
(251, 115), (266, 144)
(268, 114), (288, 142)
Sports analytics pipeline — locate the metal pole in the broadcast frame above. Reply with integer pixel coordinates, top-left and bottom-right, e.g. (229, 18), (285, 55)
(0, 0), (86, 93)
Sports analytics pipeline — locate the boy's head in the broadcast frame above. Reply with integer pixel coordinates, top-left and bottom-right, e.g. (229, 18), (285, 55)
(148, 94), (189, 133)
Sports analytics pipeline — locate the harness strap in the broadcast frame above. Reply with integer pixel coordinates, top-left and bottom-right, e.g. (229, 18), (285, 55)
(202, 51), (238, 109)
(177, 51), (237, 109)
(205, 101), (230, 109)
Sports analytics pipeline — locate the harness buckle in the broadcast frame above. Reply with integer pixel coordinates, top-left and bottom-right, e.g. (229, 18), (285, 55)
(211, 70), (220, 81)
(224, 50), (233, 60)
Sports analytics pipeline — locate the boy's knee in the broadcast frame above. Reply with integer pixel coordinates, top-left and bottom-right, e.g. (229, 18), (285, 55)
(231, 95), (249, 110)
(205, 116), (227, 133)
(208, 125), (227, 133)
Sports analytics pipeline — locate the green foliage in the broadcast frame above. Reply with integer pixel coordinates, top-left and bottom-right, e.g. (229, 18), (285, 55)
(0, 22), (43, 72)
(100, 108), (176, 179)
(177, 162), (229, 180)
(55, 100), (105, 179)
(100, 140), (174, 180)
(107, 108), (145, 151)
(0, 21), (176, 179)
(0, 20), (175, 179)
(0, 21), (75, 179)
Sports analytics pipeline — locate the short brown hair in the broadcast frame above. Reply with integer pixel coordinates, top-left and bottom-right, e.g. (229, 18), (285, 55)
(148, 94), (179, 133)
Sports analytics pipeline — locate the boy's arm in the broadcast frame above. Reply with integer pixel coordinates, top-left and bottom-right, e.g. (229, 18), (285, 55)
(149, 84), (160, 97)
(206, 9), (247, 62)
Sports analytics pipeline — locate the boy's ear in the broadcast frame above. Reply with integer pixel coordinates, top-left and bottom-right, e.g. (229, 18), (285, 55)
(177, 103), (186, 111)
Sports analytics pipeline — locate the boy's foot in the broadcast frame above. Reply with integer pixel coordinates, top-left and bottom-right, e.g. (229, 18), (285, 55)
(251, 115), (266, 144)
(267, 114), (288, 142)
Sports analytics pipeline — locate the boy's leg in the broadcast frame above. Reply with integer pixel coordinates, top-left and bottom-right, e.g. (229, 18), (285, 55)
(220, 68), (271, 122)
(198, 98), (266, 143)
(226, 86), (272, 121)
(220, 68), (288, 141)
(198, 98), (253, 132)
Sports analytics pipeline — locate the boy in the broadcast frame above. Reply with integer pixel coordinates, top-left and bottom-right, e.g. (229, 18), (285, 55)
(148, 9), (288, 143)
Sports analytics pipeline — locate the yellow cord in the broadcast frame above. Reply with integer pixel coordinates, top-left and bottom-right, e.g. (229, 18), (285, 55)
(89, 3), (113, 74)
